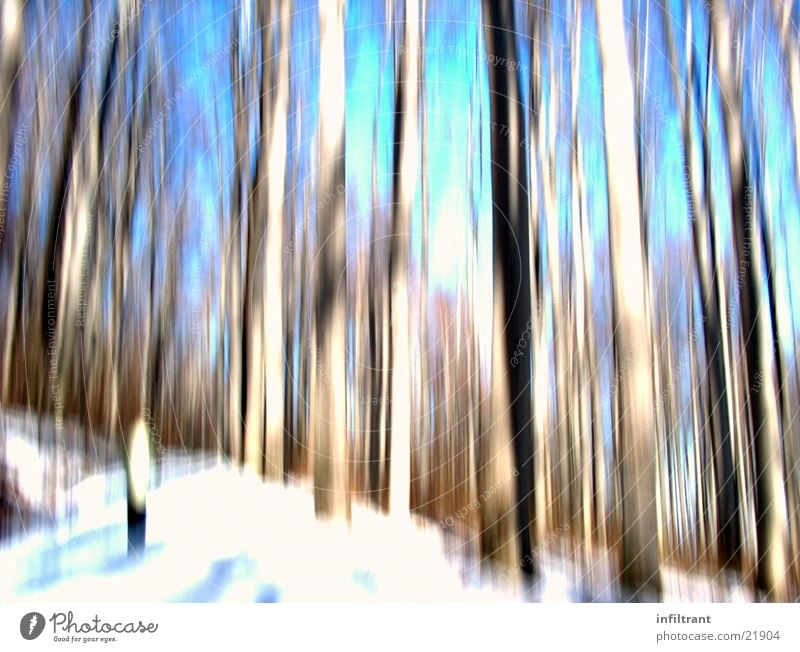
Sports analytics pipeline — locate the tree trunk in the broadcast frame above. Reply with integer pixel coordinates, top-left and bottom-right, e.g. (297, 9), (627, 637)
(596, 0), (661, 598)
(481, 0), (535, 578)
(312, 0), (349, 519)
(710, 0), (789, 601)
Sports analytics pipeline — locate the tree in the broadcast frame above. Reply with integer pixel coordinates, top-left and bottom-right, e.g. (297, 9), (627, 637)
(481, 0), (535, 579)
(312, 0), (349, 519)
(710, 0), (790, 601)
(596, 0), (661, 598)
(386, 0), (419, 518)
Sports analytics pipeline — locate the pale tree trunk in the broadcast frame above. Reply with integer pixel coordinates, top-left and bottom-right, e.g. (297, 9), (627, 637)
(312, 0), (349, 519)
(569, 10), (593, 551)
(377, 254), (391, 510)
(241, 202), (265, 474)
(573, 67), (608, 550)
(569, 5), (588, 552)
(759, 1), (799, 595)
(213, 106), (227, 461)
(464, 100), (479, 534)
(596, 0), (661, 598)
(242, 6), (268, 474)
(114, 0), (146, 432)
(36, 0), (90, 428)
(248, 0), (292, 480)
(265, 0), (292, 481)
(414, 0), (429, 516)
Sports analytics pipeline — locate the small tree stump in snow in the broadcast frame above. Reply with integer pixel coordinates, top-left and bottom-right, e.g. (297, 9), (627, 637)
(126, 418), (150, 558)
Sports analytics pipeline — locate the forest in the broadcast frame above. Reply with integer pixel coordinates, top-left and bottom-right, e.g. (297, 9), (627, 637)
(0, 0), (799, 602)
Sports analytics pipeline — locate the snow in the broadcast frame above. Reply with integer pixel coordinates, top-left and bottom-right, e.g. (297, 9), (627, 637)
(0, 411), (757, 602)
(0, 452), (505, 602)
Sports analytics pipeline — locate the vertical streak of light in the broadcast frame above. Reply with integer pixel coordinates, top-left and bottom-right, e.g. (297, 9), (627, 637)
(264, 0), (291, 481)
(596, 0), (661, 597)
(313, 0), (349, 519)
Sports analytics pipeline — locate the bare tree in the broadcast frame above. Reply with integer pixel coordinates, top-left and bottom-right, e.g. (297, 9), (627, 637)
(386, 0), (419, 518)
(312, 0), (349, 519)
(711, 0), (790, 601)
(661, 0), (742, 570)
(481, 0), (535, 579)
(596, 0), (661, 598)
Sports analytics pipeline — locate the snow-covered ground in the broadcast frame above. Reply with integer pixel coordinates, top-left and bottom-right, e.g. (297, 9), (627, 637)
(0, 413), (500, 602)
(1, 463), (499, 602)
(0, 410), (757, 602)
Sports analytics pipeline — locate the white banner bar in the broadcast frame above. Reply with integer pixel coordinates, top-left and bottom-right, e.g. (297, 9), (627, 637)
(1, 603), (797, 651)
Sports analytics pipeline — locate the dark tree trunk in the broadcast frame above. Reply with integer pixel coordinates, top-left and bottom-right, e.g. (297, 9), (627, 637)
(481, 0), (535, 577)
